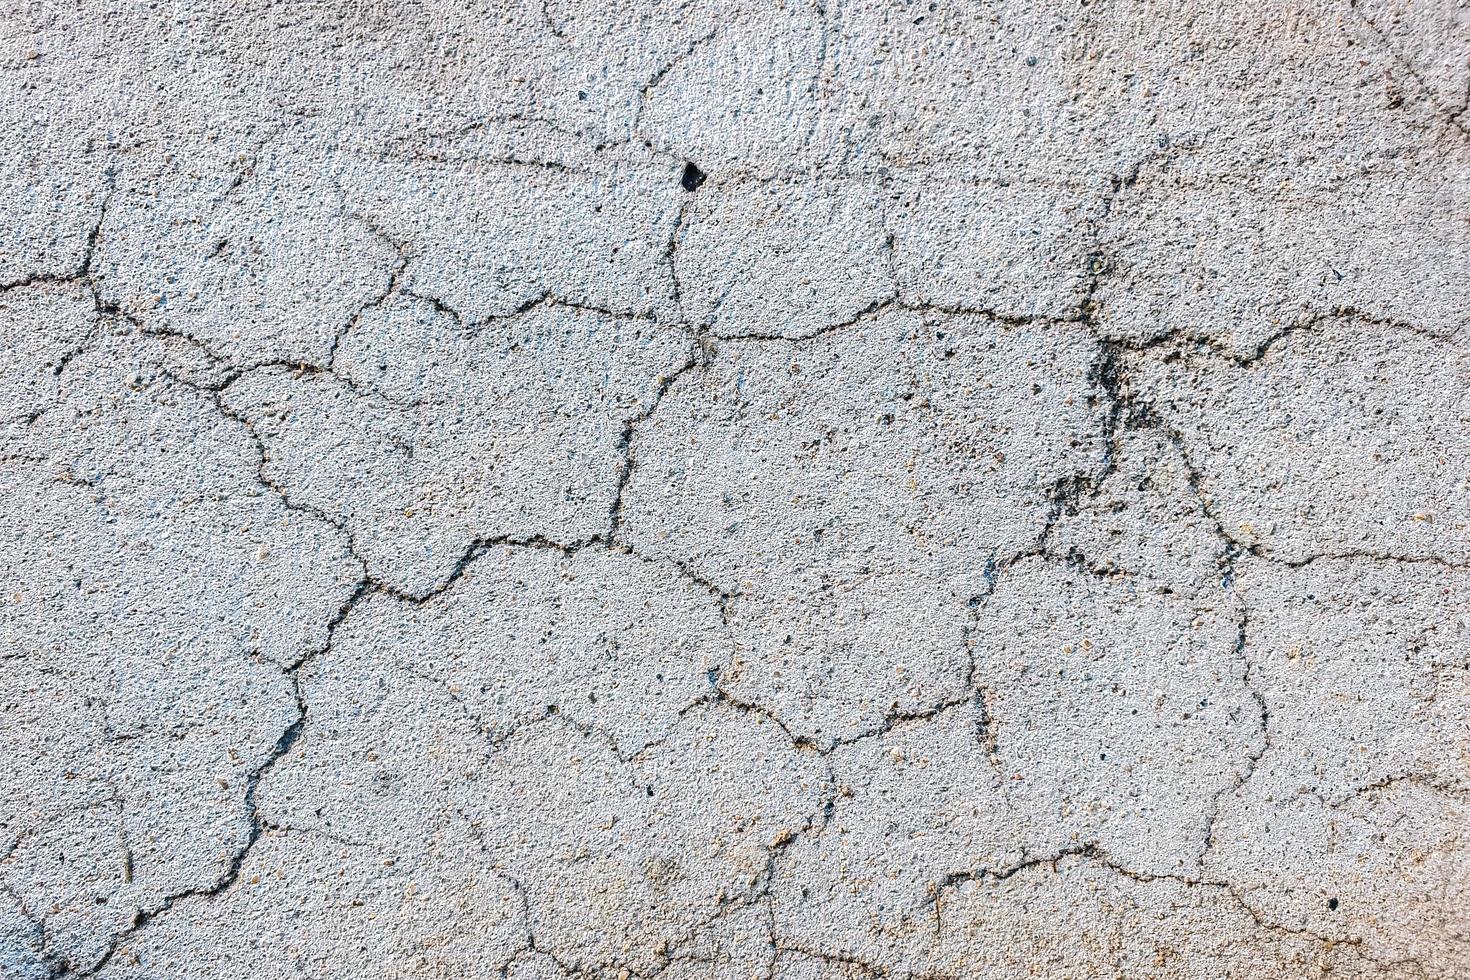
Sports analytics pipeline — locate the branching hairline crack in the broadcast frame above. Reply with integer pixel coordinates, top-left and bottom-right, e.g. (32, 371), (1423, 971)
(36, 348), (751, 972)
(29, 136), (1460, 977)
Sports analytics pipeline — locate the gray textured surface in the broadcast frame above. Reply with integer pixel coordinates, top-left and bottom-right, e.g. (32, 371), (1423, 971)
(2, 1), (1468, 977)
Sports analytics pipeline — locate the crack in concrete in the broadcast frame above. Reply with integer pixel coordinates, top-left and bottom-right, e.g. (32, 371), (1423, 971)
(7, 7), (1465, 974)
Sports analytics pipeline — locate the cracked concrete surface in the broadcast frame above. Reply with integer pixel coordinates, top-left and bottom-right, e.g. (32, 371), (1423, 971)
(1, 0), (1467, 977)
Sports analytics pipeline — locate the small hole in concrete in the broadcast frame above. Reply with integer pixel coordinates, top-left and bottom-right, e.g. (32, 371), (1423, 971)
(1327, 897), (1339, 911)
(681, 162), (706, 192)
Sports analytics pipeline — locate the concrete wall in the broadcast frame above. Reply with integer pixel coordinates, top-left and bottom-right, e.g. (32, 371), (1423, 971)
(2, 1), (1467, 976)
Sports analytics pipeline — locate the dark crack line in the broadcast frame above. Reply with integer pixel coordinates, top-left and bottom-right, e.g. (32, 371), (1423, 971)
(1348, 0), (1470, 138)
(606, 354), (703, 544)
(631, 28), (722, 142)
(58, 568), (376, 978)
(1199, 601), (1270, 866)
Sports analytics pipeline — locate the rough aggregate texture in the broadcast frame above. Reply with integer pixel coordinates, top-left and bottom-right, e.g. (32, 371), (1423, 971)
(1, 0), (1467, 978)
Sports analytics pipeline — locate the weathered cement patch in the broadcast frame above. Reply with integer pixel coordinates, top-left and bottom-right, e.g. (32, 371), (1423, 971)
(2, 0), (1467, 977)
